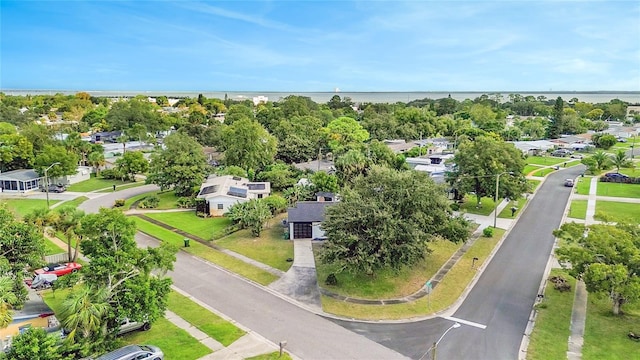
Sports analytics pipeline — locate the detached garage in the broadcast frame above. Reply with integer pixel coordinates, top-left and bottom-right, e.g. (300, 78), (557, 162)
(287, 201), (335, 240)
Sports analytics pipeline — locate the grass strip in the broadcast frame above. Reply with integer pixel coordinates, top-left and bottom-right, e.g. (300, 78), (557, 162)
(568, 200), (588, 219)
(44, 237), (65, 255)
(132, 217), (278, 285)
(498, 197), (527, 218)
(96, 181), (146, 193)
(525, 269), (575, 360)
(594, 201), (640, 223)
(246, 352), (293, 360)
(167, 291), (245, 346)
(575, 177), (591, 195)
(320, 229), (505, 319)
(1, 199), (59, 219)
(144, 211), (231, 240)
(595, 182), (640, 198)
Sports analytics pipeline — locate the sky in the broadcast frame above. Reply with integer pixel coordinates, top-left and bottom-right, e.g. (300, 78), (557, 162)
(1, 1), (639, 92)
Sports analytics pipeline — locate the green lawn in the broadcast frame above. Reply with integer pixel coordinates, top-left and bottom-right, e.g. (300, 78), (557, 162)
(526, 269), (576, 360)
(144, 211), (231, 240)
(214, 214), (293, 272)
(523, 164), (542, 176)
(320, 229), (505, 319)
(316, 237), (462, 299)
(525, 156), (564, 166)
(66, 174), (134, 192)
(575, 177), (592, 195)
(44, 238), (65, 255)
(1, 199), (58, 219)
(458, 195), (497, 216)
(618, 166), (640, 178)
(596, 182), (640, 198)
(532, 168), (555, 177)
(594, 201), (640, 223)
(582, 293), (640, 360)
(246, 352), (293, 360)
(119, 317), (211, 360)
(96, 181), (146, 193)
(498, 197), (527, 218)
(569, 200), (588, 219)
(167, 291), (245, 346)
(528, 179), (542, 191)
(123, 190), (180, 209)
(132, 217), (278, 285)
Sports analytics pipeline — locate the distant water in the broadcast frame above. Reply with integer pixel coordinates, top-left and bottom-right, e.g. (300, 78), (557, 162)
(3, 90), (639, 104)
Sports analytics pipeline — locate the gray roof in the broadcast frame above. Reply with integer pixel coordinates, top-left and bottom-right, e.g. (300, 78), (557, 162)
(287, 201), (336, 223)
(0, 169), (42, 181)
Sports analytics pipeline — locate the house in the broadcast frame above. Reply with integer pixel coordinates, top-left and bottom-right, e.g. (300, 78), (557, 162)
(196, 175), (271, 216)
(0, 290), (58, 349)
(293, 159), (335, 173)
(511, 140), (556, 155)
(90, 131), (122, 143)
(383, 139), (418, 154)
(52, 166), (92, 186)
(0, 169), (43, 193)
(287, 201), (336, 240)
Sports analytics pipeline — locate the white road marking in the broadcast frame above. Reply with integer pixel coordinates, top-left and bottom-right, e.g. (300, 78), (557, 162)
(442, 316), (487, 329)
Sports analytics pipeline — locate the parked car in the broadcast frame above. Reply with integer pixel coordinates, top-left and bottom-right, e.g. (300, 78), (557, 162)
(603, 173), (630, 180)
(95, 344), (163, 360)
(551, 149), (573, 157)
(34, 262), (82, 276)
(564, 179), (575, 187)
(61, 318), (150, 341)
(40, 184), (67, 193)
(27, 273), (58, 290)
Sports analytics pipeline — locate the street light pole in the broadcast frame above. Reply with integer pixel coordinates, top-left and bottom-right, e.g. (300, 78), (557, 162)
(431, 322), (461, 360)
(44, 162), (61, 208)
(494, 171), (514, 228)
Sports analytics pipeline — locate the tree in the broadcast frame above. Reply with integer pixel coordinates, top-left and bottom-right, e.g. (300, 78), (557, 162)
(63, 208), (177, 352)
(255, 163), (298, 191)
(222, 118), (277, 171)
(334, 149), (369, 186)
(115, 151), (148, 181)
(225, 200), (272, 236)
(323, 116), (369, 155)
(3, 327), (62, 360)
(450, 135), (527, 206)
(592, 133), (617, 149)
(610, 149), (632, 173)
(59, 286), (109, 352)
(53, 206), (85, 262)
(555, 222), (640, 315)
(320, 166), (470, 275)
(547, 96), (564, 139)
(310, 171), (339, 194)
(581, 150), (611, 173)
(87, 151), (106, 176)
(147, 133), (208, 196)
(0, 270), (18, 328)
(0, 133), (34, 171)
(33, 145), (79, 179)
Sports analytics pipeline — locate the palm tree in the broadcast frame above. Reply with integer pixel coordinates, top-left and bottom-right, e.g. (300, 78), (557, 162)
(54, 206), (85, 262)
(0, 276), (18, 328)
(60, 286), (109, 343)
(23, 207), (57, 235)
(88, 151), (106, 176)
(117, 135), (128, 154)
(610, 149), (632, 173)
(591, 150), (611, 171)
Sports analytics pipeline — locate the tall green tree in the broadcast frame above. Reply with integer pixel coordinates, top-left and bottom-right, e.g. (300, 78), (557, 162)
(547, 96), (564, 139)
(115, 151), (149, 181)
(147, 133), (208, 196)
(87, 151), (106, 176)
(555, 222), (640, 315)
(320, 166), (470, 275)
(610, 149), (633, 173)
(3, 327), (63, 360)
(0, 133), (34, 171)
(33, 145), (79, 179)
(323, 116), (369, 155)
(450, 135), (527, 206)
(222, 118), (277, 171)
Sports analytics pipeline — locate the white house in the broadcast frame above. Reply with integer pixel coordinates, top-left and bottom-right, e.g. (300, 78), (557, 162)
(53, 166), (92, 186)
(196, 175), (271, 216)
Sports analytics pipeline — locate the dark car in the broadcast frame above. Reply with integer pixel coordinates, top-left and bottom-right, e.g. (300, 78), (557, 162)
(603, 173), (629, 180)
(40, 184), (67, 193)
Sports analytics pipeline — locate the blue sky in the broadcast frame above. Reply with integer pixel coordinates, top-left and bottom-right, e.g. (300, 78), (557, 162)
(1, 1), (639, 92)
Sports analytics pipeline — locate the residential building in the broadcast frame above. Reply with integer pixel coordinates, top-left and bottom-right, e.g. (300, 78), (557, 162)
(0, 169), (42, 193)
(287, 200), (336, 240)
(196, 175), (271, 216)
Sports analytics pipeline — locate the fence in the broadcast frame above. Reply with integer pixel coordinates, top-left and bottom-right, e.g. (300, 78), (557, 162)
(44, 253), (70, 263)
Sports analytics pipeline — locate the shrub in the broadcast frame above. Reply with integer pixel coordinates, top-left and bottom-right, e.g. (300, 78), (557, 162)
(100, 168), (119, 180)
(140, 195), (159, 209)
(325, 273), (338, 286)
(262, 195), (287, 214)
(177, 197), (196, 208)
(482, 227), (494, 237)
(450, 203), (460, 211)
(114, 199), (125, 207)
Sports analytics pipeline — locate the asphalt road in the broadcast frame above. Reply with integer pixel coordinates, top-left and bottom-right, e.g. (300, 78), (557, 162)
(81, 186), (409, 360)
(333, 165), (586, 360)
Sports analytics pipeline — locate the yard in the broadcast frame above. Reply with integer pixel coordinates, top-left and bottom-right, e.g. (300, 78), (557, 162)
(594, 201), (640, 223)
(575, 177), (591, 195)
(132, 217), (278, 285)
(523, 164), (542, 176)
(525, 269), (576, 360)
(531, 168), (555, 177)
(497, 197), (527, 218)
(144, 211), (231, 240)
(582, 293), (640, 360)
(124, 190), (180, 209)
(65, 173), (135, 192)
(457, 195), (497, 216)
(596, 182), (640, 198)
(1, 199), (58, 219)
(525, 156), (565, 166)
(319, 229), (505, 319)
(214, 214), (293, 272)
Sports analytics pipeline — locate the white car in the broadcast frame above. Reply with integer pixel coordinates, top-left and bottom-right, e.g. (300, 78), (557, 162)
(564, 179), (575, 187)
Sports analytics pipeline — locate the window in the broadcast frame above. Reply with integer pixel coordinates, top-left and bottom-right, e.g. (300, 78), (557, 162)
(257, 194), (263, 199)
(217, 204), (224, 210)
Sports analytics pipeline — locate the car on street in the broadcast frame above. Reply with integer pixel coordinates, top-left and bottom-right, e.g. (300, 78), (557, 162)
(40, 184), (67, 193)
(564, 179), (575, 187)
(34, 262), (82, 276)
(95, 344), (163, 360)
(551, 149), (573, 157)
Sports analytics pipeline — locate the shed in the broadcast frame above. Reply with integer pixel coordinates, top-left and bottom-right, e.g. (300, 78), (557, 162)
(287, 201), (336, 240)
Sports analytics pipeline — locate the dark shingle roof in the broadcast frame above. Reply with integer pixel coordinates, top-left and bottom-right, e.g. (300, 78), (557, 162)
(287, 201), (335, 223)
